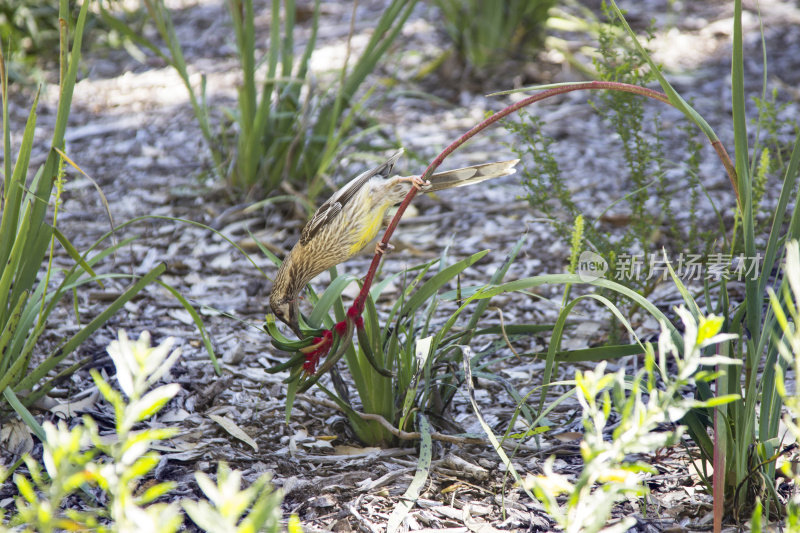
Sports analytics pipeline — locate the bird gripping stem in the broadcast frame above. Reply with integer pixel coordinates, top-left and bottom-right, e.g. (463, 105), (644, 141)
(314, 80), (738, 376)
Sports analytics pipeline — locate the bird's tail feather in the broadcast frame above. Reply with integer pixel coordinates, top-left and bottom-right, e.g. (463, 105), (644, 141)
(425, 159), (519, 192)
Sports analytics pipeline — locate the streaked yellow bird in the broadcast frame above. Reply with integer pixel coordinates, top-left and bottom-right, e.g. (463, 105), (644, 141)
(269, 149), (519, 335)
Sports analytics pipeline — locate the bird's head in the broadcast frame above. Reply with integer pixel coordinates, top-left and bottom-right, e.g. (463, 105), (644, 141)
(269, 251), (302, 337)
(270, 294), (302, 337)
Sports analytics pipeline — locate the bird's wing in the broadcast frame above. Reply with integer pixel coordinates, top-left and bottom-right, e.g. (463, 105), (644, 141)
(299, 149), (404, 245)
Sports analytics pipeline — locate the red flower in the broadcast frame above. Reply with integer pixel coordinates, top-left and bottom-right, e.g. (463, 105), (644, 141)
(299, 330), (333, 374)
(334, 320), (349, 336)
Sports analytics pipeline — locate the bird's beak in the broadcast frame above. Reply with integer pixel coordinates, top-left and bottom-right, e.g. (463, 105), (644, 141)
(288, 318), (303, 338)
(288, 301), (303, 338)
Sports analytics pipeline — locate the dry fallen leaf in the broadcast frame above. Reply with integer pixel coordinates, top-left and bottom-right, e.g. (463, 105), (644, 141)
(1, 419), (34, 456)
(552, 431), (583, 443)
(49, 389), (100, 417)
(209, 414), (258, 452)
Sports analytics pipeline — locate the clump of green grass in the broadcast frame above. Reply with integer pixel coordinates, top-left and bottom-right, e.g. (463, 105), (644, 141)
(103, 0), (417, 199)
(0, 0), (216, 421)
(0, 0), (152, 416)
(435, 0), (556, 72)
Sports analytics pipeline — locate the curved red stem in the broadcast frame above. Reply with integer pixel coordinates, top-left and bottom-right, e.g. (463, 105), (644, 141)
(322, 80), (737, 362)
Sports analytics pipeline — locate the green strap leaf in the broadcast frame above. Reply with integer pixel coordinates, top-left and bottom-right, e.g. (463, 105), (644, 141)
(3, 387), (46, 442)
(400, 249), (489, 317)
(386, 412), (431, 533)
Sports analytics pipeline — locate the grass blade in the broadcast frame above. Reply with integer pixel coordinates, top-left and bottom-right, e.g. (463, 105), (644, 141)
(461, 345), (534, 499)
(3, 387), (45, 442)
(386, 413), (431, 533)
(156, 281), (219, 374)
(53, 227), (101, 286)
(10, 264), (167, 393)
(759, 134), (800, 297)
(0, 90), (39, 274)
(400, 249), (488, 317)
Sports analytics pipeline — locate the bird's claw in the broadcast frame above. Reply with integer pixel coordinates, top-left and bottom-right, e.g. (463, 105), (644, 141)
(375, 241), (395, 255)
(399, 175), (428, 190)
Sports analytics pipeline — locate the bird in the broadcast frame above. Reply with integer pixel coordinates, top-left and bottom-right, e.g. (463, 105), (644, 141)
(269, 149), (519, 335)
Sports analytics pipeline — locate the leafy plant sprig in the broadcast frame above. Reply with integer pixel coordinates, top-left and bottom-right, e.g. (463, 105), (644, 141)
(3, 331), (288, 532)
(525, 308), (737, 533)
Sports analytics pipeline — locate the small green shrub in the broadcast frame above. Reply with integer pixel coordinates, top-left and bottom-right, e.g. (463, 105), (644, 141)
(589, 8), (665, 268)
(1, 331), (287, 532)
(524, 309), (737, 533)
(508, 4), (718, 298)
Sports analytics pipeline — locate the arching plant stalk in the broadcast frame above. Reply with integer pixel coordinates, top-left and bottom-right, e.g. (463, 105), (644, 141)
(298, 80), (739, 379)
